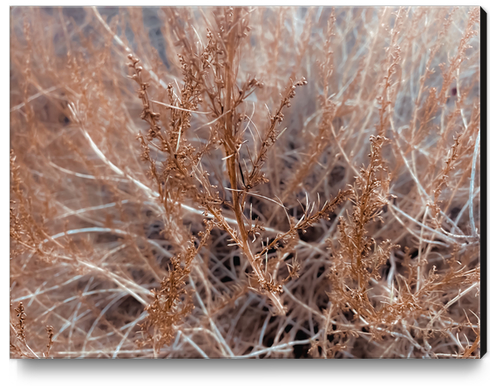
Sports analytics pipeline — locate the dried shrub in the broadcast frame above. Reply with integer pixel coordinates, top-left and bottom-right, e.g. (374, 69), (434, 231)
(10, 6), (481, 359)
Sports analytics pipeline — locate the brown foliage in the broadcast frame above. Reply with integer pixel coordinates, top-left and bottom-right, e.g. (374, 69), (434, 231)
(10, 6), (481, 358)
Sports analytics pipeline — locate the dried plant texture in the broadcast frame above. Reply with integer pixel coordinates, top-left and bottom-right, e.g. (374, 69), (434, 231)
(10, 6), (481, 359)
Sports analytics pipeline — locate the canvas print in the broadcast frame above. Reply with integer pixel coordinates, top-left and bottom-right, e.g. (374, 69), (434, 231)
(10, 6), (483, 359)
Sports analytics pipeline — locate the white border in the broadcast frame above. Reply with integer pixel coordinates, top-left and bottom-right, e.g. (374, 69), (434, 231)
(4, 2), (489, 385)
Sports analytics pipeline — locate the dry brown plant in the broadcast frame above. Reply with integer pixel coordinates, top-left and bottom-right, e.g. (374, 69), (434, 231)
(10, 6), (481, 358)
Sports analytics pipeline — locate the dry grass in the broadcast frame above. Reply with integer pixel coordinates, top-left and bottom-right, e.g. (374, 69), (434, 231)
(10, 6), (481, 359)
